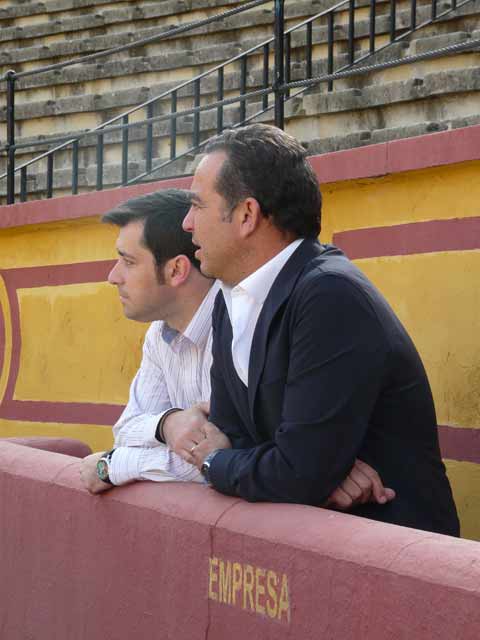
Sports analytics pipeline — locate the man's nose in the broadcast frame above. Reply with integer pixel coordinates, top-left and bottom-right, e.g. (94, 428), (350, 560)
(182, 207), (193, 232)
(108, 260), (122, 284)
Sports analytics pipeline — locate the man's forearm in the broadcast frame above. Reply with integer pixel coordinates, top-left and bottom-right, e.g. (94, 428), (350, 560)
(109, 445), (203, 485)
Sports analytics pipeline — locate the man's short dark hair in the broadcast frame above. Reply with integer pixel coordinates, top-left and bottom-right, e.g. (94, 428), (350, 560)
(204, 124), (321, 238)
(102, 188), (200, 271)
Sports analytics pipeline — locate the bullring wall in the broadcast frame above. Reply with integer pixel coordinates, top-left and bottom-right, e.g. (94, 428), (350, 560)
(0, 125), (479, 539)
(1, 440), (479, 640)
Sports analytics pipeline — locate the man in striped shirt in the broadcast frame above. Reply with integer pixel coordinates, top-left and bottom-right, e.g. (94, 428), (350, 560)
(80, 189), (214, 490)
(80, 188), (394, 511)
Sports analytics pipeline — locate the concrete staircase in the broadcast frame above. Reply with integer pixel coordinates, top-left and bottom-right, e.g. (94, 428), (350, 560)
(0, 0), (479, 201)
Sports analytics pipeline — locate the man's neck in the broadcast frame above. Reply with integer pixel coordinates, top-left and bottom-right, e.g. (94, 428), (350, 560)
(166, 276), (214, 334)
(226, 231), (297, 288)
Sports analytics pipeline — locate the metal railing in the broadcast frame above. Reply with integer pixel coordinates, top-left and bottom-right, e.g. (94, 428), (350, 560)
(1, 0), (477, 203)
(0, 0), (272, 204)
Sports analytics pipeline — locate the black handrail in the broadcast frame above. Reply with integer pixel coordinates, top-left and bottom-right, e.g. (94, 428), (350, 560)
(286, 36), (480, 89)
(2, 0), (477, 203)
(268, 0), (478, 133)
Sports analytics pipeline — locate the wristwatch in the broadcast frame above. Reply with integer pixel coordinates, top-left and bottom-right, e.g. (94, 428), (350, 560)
(96, 448), (116, 485)
(201, 449), (220, 485)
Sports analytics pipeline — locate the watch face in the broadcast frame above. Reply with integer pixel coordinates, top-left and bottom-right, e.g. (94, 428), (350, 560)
(96, 459), (109, 482)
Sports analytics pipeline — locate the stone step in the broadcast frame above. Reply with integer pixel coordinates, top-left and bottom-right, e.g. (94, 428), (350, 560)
(0, 0), (472, 80)
(2, 110), (479, 202)
(0, 0), (285, 23)
(294, 64), (480, 139)
(2, 0), (477, 120)
(0, 0), (430, 70)
(304, 112), (480, 154)
(0, 0), (145, 22)
(4, 24), (477, 162)
(9, 31), (480, 121)
(2, 58), (478, 197)
(1, 0), (479, 203)
(0, 156), (193, 199)
(2, 27), (478, 173)
(0, 0), (330, 51)
(0, 21), (268, 78)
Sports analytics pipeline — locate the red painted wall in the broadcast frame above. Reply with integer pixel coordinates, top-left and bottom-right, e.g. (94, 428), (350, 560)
(1, 441), (479, 640)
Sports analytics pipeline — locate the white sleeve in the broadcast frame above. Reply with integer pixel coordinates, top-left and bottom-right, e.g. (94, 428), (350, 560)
(109, 446), (203, 485)
(113, 323), (174, 448)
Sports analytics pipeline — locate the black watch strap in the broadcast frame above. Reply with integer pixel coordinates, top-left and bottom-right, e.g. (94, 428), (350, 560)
(201, 449), (220, 485)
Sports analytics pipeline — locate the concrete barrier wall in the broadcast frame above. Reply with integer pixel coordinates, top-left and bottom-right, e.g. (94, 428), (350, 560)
(0, 440), (479, 640)
(0, 126), (479, 539)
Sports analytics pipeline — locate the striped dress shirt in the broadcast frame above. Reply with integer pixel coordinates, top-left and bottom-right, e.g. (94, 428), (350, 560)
(109, 281), (220, 485)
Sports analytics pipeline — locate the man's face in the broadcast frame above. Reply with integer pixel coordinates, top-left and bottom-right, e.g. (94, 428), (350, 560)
(183, 152), (239, 284)
(108, 220), (174, 322)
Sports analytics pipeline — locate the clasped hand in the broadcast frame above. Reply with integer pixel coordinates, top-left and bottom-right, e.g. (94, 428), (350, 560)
(162, 402), (231, 469)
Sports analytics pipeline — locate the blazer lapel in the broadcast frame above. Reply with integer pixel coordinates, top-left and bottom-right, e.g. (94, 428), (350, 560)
(247, 239), (326, 418)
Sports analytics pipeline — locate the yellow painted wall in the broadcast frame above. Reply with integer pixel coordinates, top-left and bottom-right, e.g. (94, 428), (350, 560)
(0, 419), (114, 453)
(15, 282), (143, 405)
(357, 252), (480, 429)
(320, 160), (480, 243)
(445, 460), (480, 542)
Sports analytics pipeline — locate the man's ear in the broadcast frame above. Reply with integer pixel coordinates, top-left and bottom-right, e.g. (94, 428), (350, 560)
(238, 197), (262, 238)
(163, 255), (192, 287)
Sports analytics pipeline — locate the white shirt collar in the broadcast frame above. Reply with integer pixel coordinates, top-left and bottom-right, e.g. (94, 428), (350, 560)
(162, 280), (220, 349)
(221, 238), (303, 309)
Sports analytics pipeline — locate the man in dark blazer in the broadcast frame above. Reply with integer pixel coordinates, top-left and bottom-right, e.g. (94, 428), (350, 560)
(181, 124), (459, 536)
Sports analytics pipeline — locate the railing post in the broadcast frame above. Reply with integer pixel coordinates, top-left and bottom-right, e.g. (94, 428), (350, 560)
(390, 0), (397, 41)
(273, 0), (285, 130)
(121, 114), (129, 185)
(146, 102), (154, 170)
(348, 0), (355, 65)
(217, 69), (224, 134)
(5, 70), (16, 205)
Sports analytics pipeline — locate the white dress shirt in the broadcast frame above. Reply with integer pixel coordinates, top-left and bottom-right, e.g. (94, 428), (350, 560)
(109, 281), (220, 485)
(221, 239), (303, 386)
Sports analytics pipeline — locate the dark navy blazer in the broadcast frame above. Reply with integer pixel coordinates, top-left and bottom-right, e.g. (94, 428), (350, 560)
(209, 239), (459, 536)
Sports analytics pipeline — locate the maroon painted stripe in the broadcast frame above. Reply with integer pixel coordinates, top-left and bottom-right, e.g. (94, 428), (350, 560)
(309, 143), (388, 184)
(438, 425), (480, 464)
(3, 273), (22, 407)
(0, 399), (124, 425)
(0, 176), (193, 229)
(333, 217), (480, 259)
(1, 260), (115, 289)
(0, 295), (5, 399)
(309, 123), (480, 184)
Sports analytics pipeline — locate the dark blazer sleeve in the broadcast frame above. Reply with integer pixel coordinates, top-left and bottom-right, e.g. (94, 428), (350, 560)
(209, 273), (390, 505)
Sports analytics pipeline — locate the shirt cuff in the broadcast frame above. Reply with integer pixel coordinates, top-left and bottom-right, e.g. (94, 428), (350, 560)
(109, 447), (142, 486)
(143, 411), (169, 447)
(114, 411), (172, 449)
